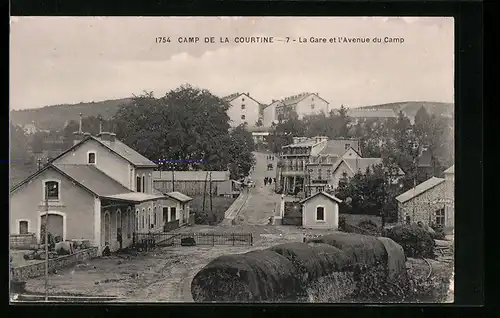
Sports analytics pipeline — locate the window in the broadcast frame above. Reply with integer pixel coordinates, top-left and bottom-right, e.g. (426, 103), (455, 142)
(170, 207), (176, 221)
(87, 152), (96, 164)
(241, 104), (246, 110)
(136, 176), (141, 192)
(163, 207), (168, 223)
(405, 215), (411, 224)
(311, 104), (315, 109)
(45, 181), (59, 200)
(142, 176), (146, 193)
(326, 169), (331, 179)
(127, 208), (132, 238)
(242, 97), (245, 102)
(136, 210), (140, 231)
(19, 220), (29, 234)
(318, 169), (322, 180)
(148, 208), (153, 229)
(435, 208), (445, 226)
(316, 207), (325, 221)
(153, 207), (157, 226)
(142, 209), (146, 229)
(241, 115), (246, 120)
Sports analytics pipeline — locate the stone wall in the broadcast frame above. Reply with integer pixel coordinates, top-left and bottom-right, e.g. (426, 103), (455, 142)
(10, 247), (98, 282)
(10, 234), (37, 250)
(398, 181), (446, 226)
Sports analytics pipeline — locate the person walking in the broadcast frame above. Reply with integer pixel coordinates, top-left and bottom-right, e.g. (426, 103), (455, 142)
(268, 177), (273, 185)
(264, 177), (268, 186)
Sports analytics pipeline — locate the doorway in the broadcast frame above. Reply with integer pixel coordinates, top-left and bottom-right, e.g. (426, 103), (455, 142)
(170, 207), (176, 222)
(40, 213), (64, 241)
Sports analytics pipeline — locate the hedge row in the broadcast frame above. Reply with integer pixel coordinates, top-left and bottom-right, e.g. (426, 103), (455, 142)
(191, 232), (407, 302)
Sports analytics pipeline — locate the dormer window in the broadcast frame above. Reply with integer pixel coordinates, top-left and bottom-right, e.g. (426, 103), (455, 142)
(87, 151), (96, 164)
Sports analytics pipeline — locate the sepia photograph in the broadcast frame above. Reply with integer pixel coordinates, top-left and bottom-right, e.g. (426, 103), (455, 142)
(9, 16), (454, 303)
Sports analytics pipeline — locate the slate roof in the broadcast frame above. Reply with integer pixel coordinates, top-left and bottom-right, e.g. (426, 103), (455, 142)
(444, 165), (454, 174)
(318, 139), (359, 156)
(55, 164), (132, 197)
(94, 136), (157, 167)
(50, 135), (157, 168)
(166, 191), (193, 202)
(343, 158), (383, 173)
(300, 191), (342, 204)
(152, 170), (230, 182)
(222, 92), (263, 105)
(281, 93), (329, 107)
(396, 177), (445, 203)
(103, 192), (165, 202)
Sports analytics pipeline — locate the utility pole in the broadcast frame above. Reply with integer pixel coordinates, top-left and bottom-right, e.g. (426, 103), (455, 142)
(209, 172), (213, 221)
(44, 186), (49, 302)
(202, 171), (208, 214)
(171, 169), (175, 192)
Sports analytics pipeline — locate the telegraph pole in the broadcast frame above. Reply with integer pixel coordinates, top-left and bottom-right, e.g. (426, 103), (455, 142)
(44, 186), (49, 302)
(209, 172), (213, 221)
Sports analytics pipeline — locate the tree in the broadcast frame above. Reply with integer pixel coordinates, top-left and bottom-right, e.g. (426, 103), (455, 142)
(255, 118), (263, 127)
(268, 109), (305, 153)
(227, 124), (256, 179)
(10, 122), (33, 165)
(113, 85), (255, 178)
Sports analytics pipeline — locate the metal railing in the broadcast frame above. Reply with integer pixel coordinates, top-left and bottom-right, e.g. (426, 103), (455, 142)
(133, 232), (253, 249)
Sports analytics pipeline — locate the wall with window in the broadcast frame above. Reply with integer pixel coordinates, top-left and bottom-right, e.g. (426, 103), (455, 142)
(53, 139), (131, 189)
(10, 167), (95, 243)
(397, 181), (446, 226)
(227, 94), (261, 128)
(135, 168), (154, 194)
(302, 194), (339, 229)
(295, 94), (329, 120)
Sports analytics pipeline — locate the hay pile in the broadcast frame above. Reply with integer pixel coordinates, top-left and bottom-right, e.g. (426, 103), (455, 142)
(269, 242), (352, 285)
(191, 249), (301, 302)
(307, 232), (387, 267)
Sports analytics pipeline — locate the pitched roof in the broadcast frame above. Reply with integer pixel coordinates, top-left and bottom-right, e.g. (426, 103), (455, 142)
(222, 92), (262, 105)
(343, 158), (383, 173)
(50, 135), (157, 168)
(318, 139), (359, 156)
(396, 177), (445, 203)
(95, 136), (157, 167)
(444, 165), (454, 174)
(340, 146), (362, 158)
(10, 163), (130, 198)
(281, 93), (329, 107)
(300, 191), (342, 204)
(102, 192), (165, 203)
(166, 191), (193, 202)
(55, 164), (132, 197)
(152, 170), (230, 181)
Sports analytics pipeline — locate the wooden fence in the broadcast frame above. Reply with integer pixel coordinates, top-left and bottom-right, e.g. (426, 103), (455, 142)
(133, 232), (253, 249)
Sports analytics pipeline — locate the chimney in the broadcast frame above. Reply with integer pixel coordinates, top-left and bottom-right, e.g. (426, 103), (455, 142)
(73, 113), (84, 145)
(98, 121), (116, 144)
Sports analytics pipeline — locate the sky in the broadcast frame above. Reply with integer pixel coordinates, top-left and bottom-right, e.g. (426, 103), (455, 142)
(10, 16), (454, 110)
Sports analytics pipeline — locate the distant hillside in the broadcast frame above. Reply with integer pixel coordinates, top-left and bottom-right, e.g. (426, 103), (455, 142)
(357, 101), (454, 118)
(10, 98), (133, 131)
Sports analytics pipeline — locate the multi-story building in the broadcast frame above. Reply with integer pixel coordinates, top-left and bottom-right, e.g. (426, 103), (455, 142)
(262, 93), (330, 127)
(223, 92), (263, 128)
(276, 136), (329, 194)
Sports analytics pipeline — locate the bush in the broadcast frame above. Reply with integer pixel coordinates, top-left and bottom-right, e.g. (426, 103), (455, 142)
(339, 215), (347, 230)
(357, 219), (381, 235)
(181, 237), (196, 246)
(383, 224), (435, 258)
(430, 223), (446, 240)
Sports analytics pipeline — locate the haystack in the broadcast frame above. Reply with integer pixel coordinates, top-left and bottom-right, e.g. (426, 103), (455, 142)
(269, 242), (352, 285)
(376, 237), (407, 284)
(307, 232), (387, 267)
(191, 249), (301, 302)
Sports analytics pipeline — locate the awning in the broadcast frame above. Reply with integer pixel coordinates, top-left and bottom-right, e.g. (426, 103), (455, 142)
(101, 192), (166, 203)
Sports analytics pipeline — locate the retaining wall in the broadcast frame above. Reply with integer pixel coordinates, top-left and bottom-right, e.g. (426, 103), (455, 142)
(10, 247), (98, 282)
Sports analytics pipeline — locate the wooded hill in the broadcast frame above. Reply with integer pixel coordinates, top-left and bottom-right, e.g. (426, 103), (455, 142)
(10, 98), (454, 132)
(358, 101), (454, 118)
(10, 98), (133, 131)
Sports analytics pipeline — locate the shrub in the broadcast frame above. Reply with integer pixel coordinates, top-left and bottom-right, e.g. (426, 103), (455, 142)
(430, 223), (446, 240)
(339, 215), (347, 230)
(383, 224), (435, 258)
(181, 237), (196, 246)
(357, 219), (381, 235)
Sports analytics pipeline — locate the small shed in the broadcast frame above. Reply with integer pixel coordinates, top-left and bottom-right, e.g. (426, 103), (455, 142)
(300, 191), (342, 230)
